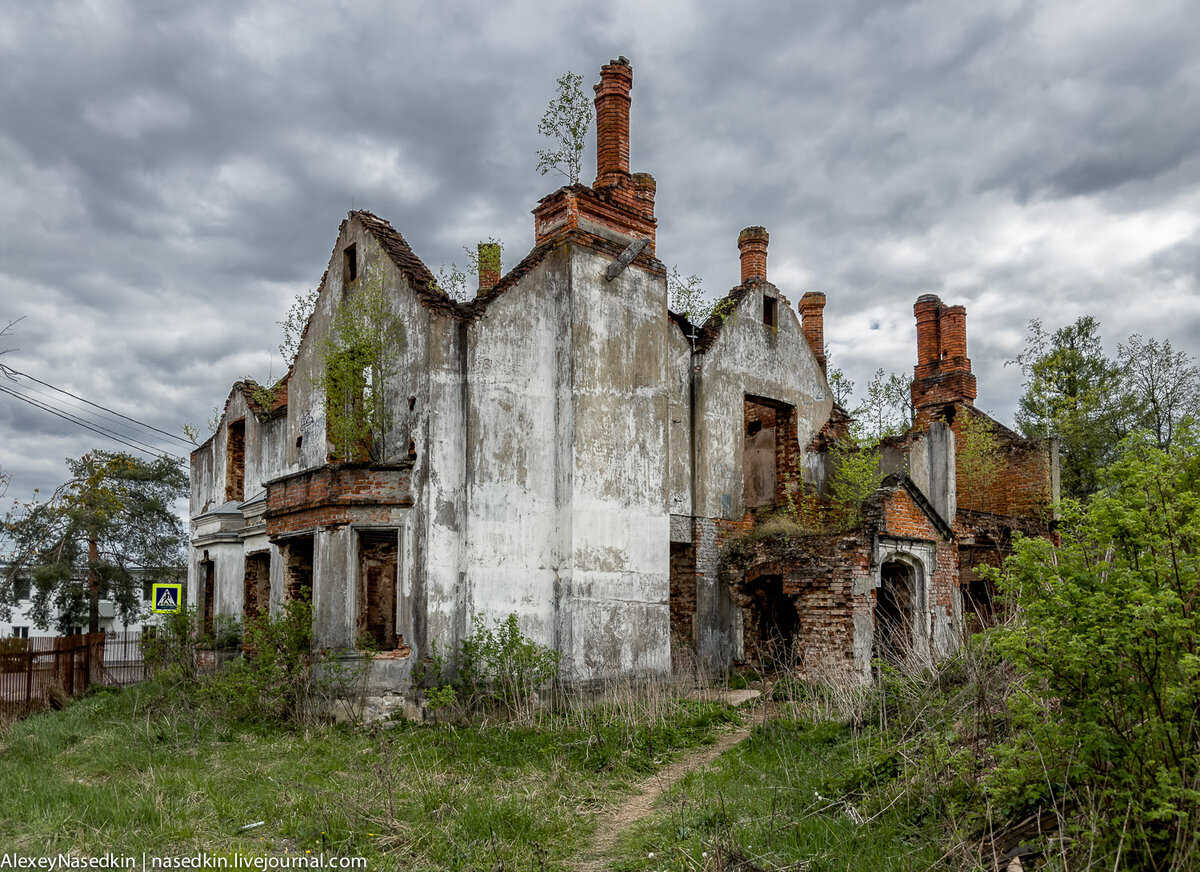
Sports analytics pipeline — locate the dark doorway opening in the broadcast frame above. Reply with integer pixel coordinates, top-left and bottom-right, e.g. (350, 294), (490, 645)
(200, 559), (215, 638)
(745, 575), (798, 670)
(876, 561), (916, 662)
(357, 530), (398, 651)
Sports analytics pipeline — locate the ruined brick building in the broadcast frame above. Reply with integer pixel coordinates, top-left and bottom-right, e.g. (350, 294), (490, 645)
(189, 58), (1057, 685)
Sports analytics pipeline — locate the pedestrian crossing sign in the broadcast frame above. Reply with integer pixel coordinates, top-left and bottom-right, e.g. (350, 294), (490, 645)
(152, 583), (183, 614)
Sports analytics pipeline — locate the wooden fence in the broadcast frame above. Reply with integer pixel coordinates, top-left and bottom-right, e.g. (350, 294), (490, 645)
(0, 630), (159, 717)
(0, 632), (108, 716)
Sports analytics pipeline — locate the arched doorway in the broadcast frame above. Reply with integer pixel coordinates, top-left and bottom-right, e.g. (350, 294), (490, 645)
(875, 561), (917, 662)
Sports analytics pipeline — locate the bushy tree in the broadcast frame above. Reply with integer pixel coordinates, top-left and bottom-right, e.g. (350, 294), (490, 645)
(989, 425), (1200, 868)
(1, 452), (187, 632)
(1013, 316), (1124, 500)
(1119, 333), (1200, 451)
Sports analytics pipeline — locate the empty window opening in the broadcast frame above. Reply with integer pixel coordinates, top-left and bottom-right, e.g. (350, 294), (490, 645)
(12, 626), (28, 639)
(200, 560), (216, 638)
(875, 561), (916, 663)
(283, 537), (314, 604)
(408, 396), (416, 411)
(744, 397), (798, 510)
(744, 398), (778, 508)
(225, 418), (246, 503)
(357, 530), (399, 651)
(343, 243), (358, 284)
(15, 578), (31, 601)
(763, 295), (777, 328)
(744, 575), (798, 671)
(243, 552), (271, 623)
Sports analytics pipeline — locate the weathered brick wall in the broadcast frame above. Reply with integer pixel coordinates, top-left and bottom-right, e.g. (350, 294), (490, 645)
(265, 463), (413, 537)
(877, 487), (958, 611)
(242, 551), (270, 621)
(951, 416), (1054, 519)
(720, 533), (871, 679)
(669, 542), (696, 653)
(955, 509), (1054, 623)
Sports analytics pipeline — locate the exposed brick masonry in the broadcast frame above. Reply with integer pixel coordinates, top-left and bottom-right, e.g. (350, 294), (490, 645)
(911, 294), (977, 426)
(594, 57), (633, 188)
(265, 463), (413, 537)
(477, 241), (501, 290)
(669, 542), (696, 656)
(800, 292), (827, 376)
(738, 226), (769, 282)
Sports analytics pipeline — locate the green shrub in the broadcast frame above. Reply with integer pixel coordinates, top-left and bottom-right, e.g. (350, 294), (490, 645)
(142, 607), (200, 680)
(987, 427), (1200, 869)
(421, 613), (559, 722)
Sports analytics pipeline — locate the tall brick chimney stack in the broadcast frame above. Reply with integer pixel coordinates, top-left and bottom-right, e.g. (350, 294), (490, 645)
(477, 241), (501, 291)
(911, 294), (977, 425)
(594, 57), (633, 189)
(914, 294), (941, 368)
(533, 57), (657, 251)
(738, 226), (769, 283)
(800, 292), (827, 376)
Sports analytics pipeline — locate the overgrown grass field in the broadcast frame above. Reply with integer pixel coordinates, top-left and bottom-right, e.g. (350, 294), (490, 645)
(0, 678), (736, 868)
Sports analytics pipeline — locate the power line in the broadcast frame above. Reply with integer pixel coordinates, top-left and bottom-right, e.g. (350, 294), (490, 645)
(2, 373), (177, 451)
(0, 383), (185, 462)
(0, 364), (193, 446)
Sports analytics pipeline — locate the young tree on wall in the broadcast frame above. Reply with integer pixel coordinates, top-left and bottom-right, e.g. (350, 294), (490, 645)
(536, 71), (592, 185)
(316, 247), (405, 463)
(826, 366), (855, 408)
(1, 452), (187, 633)
(855, 368), (913, 441)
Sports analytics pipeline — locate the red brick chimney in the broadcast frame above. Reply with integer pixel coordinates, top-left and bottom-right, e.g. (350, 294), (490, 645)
(533, 57), (657, 251)
(594, 57), (633, 189)
(738, 226), (769, 283)
(477, 241), (501, 291)
(911, 294), (977, 425)
(800, 292), (827, 376)
(914, 294), (941, 368)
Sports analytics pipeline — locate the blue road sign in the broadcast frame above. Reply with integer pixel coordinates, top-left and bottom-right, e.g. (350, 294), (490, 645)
(152, 583), (183, 614)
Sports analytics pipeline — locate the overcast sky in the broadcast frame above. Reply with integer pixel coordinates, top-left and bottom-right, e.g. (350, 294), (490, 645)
(2, 0), (1199, 503)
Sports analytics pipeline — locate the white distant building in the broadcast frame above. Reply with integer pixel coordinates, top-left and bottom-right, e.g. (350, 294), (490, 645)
(1, 569), (156, 638)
